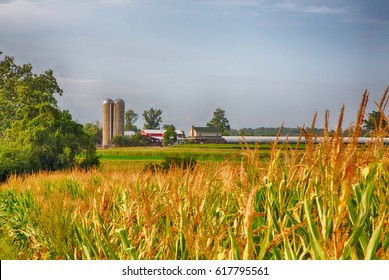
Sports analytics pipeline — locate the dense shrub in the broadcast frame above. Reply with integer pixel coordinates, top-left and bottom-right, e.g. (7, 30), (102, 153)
(112, 133), (151, 147)
(0, 145), (35, 182)
(143, 155), (197, 173)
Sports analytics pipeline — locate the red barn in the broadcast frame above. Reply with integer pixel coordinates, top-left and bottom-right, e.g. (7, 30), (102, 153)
(141, 129), (184, 146)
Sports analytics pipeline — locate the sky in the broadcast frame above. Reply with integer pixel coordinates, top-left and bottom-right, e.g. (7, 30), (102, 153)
(1, 0), (389, 132)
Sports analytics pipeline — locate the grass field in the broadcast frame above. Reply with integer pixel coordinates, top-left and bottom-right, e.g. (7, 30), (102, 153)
(96, 144), (271, 172)
(1, 91), (389, 260)
(97, 144), (264, 161)
(96, 143), (304, 169)
(96, 145), (232, 173)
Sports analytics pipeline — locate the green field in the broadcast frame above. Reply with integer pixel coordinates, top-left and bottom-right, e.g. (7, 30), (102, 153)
(96, 143), (298, 162)
(96, 144), (273, 171)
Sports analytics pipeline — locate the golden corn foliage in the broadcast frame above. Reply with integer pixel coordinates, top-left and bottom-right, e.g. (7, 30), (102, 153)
(1, 88), (389, 260)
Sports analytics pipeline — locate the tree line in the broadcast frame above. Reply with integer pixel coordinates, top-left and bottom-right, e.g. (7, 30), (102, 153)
(86, 105), (384, 147)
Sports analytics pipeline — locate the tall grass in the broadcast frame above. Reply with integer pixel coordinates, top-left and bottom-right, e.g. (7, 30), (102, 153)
(1, 88), (389, 259)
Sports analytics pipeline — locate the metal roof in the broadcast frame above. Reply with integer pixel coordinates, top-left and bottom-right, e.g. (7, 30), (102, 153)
(192, 126), (222, 133)
(222, 136), (389, 144)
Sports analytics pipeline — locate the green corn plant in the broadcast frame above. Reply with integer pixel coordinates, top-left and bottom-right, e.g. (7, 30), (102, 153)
(341, 167), (377, 259)
(304, 198), (326, 259)
(365, 214), (385, 260)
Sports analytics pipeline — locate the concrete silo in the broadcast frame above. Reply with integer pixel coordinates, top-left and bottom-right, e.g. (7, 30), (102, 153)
(113, 98), (125, 138)
(102, 98), (125, 147)
(102, 98), (114, 147)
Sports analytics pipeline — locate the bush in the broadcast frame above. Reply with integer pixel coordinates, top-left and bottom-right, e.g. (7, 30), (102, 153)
(161, 156), (197, 170)
(112, 133), (151, 147)
(0, 145), (35, 182)
(144, 155), (197, 173)
(112, 135), (129, 147)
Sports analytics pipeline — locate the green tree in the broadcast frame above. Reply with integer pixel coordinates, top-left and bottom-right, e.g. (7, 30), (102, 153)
(84, 121), (102, 145)
(130, 132), (151, 146)
(0, 52), (98, 180)
(163, 124), (177, 146)
(124, 108), (138, 131)
(143, 107), (162, 129)
(0, 53), (62, 134)
(363, 111), (388, 135)
(207, 108), (231, 133)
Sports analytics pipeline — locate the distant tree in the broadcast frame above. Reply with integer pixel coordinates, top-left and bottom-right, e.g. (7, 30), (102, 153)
(363, 111), (388, 135)
(84, 121), (102, 145)
(124, 108), (138, 131)
(229, 129), (239, 136)
(239, 128), (253, 136)
(163, 124), (177, 146)
(143, 108), (162, 129)
(207, 108), (231, 133)
(236, 127), (304, 136)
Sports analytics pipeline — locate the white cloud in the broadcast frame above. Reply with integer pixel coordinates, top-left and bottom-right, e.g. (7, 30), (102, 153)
(57, 77), (107, 86)
(303, 5), (345, 15)
(86, 0), (137, 5)
(193, 0), (353, 22)
(272, 1), (348, 15)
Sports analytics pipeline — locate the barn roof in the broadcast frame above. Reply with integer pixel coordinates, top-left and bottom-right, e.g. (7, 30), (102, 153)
(192, 126), (222, 133)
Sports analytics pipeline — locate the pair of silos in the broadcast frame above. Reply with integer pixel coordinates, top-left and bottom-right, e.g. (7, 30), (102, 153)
(102, 98), (125, 147)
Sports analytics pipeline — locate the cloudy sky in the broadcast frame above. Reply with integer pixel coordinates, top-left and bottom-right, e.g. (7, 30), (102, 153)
(1, 0), (388, 131)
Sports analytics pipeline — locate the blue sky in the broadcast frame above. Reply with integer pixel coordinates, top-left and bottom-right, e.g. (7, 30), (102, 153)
(1, 0), (388, 131)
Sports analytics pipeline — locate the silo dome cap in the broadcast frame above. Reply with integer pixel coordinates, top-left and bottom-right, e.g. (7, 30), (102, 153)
(114, 98), (125, 103)
(103, 98), (114, 104)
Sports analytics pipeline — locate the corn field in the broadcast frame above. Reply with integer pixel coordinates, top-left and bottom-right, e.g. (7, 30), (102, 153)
(1, 89), (389, 260)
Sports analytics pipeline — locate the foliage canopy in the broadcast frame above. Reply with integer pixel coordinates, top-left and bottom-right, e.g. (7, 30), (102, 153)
(363, 110), (388, 135)
(111, 133), (151, 147)
(142, 107), (162, 129)
(162, 124), (177, 146)
(84, 121), (102, 145)
(124, 108), (138, 131)
(0, 52), (98, 181)
(207, 108), (231, 133)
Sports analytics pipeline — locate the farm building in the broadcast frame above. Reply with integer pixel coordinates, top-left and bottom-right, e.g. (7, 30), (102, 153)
(187, 125), (225, 144)
(222, 136), (304, 144)
(141, 129), (185, 146)
(222, 136), (389, 144)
